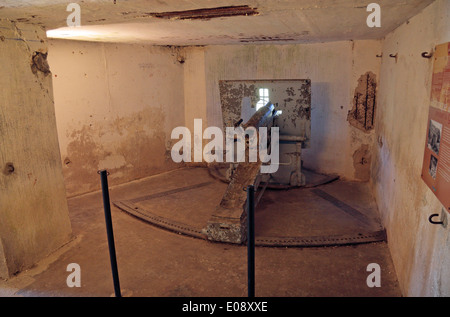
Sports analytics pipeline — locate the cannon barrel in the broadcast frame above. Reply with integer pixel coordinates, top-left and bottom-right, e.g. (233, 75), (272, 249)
(206, 102), (278, 244)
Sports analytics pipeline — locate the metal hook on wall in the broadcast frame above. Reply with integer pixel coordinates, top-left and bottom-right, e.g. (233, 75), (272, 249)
(97, 169), (110, 176)
(421, 51), (433, 59)
(429, 214), (444, 225)
(389, 53), (397, 59)
(376, 53), (383, 58)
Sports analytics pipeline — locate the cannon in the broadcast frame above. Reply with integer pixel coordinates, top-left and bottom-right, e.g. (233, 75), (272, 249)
(205, 103), (279, 244)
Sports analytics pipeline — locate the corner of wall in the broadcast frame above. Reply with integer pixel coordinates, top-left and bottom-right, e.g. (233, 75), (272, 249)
(370, 0), (450, 296)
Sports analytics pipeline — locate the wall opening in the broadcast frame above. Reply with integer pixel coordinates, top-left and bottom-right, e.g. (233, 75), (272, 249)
(256, 88), (269, 110)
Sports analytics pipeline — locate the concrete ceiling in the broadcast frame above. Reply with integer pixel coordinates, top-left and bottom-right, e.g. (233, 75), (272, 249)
(0, 0), (436, 45)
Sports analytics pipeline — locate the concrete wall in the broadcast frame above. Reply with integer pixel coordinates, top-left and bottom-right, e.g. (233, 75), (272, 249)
(47, 40), (185, 197)
(184, 47), (208, 137)
(372, 0), (450, 296)
(49, 39), (383, 193)
(0, 20), (72, 278)
(184, 41), (381, 180)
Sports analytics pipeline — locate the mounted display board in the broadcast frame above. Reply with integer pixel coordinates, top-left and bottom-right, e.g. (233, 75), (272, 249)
(421, 42), (450, 212)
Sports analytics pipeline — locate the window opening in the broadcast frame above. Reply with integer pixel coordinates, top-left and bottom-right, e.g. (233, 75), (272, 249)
(256, 88), (269, 110)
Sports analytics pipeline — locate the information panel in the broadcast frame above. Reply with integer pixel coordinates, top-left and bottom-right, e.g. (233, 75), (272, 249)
(421, 42), (450, 212)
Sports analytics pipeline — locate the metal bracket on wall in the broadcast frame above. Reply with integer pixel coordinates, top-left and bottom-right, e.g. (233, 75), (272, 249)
(389, 53), (398, 62)
(429, 210), (447, 228)
(429, 214), (443, 225)
(421, 51), (433, 59)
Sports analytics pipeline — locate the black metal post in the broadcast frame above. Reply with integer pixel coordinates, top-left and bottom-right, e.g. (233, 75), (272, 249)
(99, 169), (121, 297)
(247, 185), (255, 298)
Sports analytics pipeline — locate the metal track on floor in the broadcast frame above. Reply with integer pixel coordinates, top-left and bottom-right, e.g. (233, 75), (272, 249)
(113, 200), (386, 248)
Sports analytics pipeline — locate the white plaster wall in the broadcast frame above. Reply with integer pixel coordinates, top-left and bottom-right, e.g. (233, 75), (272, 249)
(50, 40), (380, 185)
(184, 47), (208, 134)
(48, 40), (185, 197)
(372, 0), (450, 296)
(197, 41), (381, 179)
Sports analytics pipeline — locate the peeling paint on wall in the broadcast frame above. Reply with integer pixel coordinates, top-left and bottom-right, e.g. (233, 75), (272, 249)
(219, 81), (257, 128)
(348, 71), (377, 132)
(146, 5), (259, 20)
(62, 107), (176, 196)
(31, 51), (50, 76)
(48, 41), (185, 197)
(218, 80), (311, 145)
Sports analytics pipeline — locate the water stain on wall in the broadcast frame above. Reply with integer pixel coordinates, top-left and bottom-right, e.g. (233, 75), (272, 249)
(64, 125), (104, 195)
(63, 107), (178, 197)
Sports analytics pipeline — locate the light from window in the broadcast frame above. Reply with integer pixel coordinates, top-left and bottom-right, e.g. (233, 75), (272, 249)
(256, 88), (269, 110)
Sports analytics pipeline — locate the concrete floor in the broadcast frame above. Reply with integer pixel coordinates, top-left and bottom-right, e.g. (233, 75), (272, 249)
(0, 167), (401, 297)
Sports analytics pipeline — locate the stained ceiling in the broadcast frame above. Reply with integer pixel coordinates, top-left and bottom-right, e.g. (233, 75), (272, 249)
(0, 0), (436, 45)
